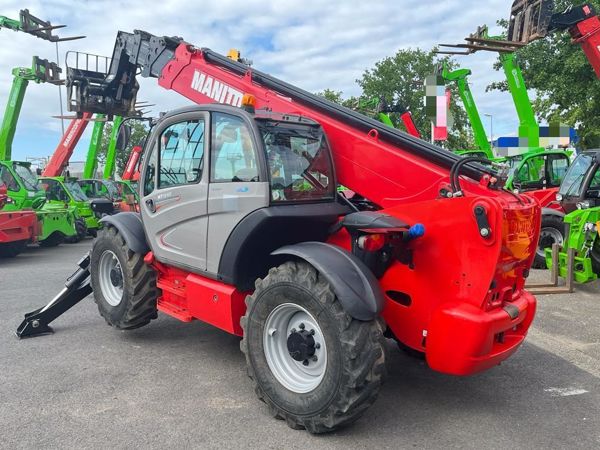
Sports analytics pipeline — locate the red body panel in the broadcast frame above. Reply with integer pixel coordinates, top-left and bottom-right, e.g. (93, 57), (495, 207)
(0, 184), (37, 244)
(146, 253), (247, 336)
(570, 16), (600, 78)
(42, 113), (92, 177)
(522, 187), (563, 210)
(138, 43), (541, 375)
(0, 209), (38, 244)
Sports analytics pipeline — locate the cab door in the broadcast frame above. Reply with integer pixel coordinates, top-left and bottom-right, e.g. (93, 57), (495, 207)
(140, 111), (210, 271)
(205, 111), (269, 273)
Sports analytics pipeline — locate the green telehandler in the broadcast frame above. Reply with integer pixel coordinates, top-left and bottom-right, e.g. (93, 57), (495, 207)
(0, 57), (81, 245)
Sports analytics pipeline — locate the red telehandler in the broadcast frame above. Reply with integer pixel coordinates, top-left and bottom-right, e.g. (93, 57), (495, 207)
(0, 182), (38, 257)
(18, 30), (540, 433)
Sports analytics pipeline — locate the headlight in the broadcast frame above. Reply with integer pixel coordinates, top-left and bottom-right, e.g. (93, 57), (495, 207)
(577, 200), (591, 210)
(556, 193), (563, 202)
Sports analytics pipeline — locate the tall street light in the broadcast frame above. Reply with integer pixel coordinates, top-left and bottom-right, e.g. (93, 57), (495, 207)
(484, 113), (493, 147)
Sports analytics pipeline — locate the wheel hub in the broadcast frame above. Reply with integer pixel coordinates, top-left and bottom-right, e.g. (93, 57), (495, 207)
(109, 267), (123, 287)
(287, 328), (316, 362)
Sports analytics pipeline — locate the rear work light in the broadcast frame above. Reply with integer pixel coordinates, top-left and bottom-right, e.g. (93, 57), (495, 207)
(357, 233), (386, 251)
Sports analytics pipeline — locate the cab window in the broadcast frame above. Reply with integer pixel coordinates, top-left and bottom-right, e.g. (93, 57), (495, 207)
(547, 154), (569, 187)
(516, 156), (544, 187)
(158, 120), (205, 188)
(210, 113), (258, 182)
(0, 165), (19, 191)
(590, 166), (600, 190)
(258, 120), (334, 203)
(41, 179), (69, 202)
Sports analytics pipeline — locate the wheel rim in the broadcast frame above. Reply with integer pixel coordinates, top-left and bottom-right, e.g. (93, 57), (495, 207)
(98, 250), (124, 306)
(263, 303), (327, 394)
(537, 227), (564, 258)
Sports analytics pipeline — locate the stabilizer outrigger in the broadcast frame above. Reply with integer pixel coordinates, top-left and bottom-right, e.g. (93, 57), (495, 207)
(16, 253), (92, 338)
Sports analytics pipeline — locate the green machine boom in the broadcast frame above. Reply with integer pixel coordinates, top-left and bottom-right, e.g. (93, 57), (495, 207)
(500, 52), (540, 149)
(441, 64), (493, 159)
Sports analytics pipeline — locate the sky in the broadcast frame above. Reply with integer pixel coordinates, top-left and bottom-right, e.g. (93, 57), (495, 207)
(0, 0), (522, 164)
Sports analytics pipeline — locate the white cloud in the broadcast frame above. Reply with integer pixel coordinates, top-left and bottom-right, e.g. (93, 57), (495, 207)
(0, 0), (524, 162)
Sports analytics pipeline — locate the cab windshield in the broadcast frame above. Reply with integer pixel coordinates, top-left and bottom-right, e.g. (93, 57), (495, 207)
(257, 120), (335, 203)
(13, 162), (39, 192)
(559, 153), (594, 197)
(65, 181), (89, 202)
(103, 180), (120, 200)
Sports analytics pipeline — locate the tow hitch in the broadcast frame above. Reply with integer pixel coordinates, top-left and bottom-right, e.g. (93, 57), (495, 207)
(16, 253), (92, 338)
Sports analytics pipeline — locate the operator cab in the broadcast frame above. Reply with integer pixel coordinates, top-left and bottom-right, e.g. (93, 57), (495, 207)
(139, 104), (348, 289)
(557, 150), (600, 213)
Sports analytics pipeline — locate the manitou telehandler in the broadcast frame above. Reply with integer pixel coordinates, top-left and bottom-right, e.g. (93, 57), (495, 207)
(18, 30), (541, 433)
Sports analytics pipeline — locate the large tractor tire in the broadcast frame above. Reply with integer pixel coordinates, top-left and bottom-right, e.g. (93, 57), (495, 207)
(0, 240), (27, 258)
(90, 226), (159, 329)
(65, 218), (87, 243)
(241, 261), (386, 434)
(533, 214), (565, 269)
(39, 232), (64, 248)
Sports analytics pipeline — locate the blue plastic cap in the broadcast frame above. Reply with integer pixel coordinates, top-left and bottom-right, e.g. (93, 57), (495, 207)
(408, 223), (425, 239)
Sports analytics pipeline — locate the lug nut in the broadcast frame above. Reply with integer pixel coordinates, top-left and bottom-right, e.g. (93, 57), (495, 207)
(302, 359), (309, 366)
(290, 328), (296, 334)
(315, 343), (321, 349)
(299, 323), (305, 330)
(312, 355), (318, 362)
(309, 329), (315, 335)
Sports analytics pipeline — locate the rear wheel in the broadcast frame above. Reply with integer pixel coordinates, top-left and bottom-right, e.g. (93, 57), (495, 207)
(241, 261), (386, 434)
(65, 218), (87, 243)
(0, 240), (27, 258)
(90, 226), (159, 329)
(533, 214), (565, 269)
(39, 232), (64, 248)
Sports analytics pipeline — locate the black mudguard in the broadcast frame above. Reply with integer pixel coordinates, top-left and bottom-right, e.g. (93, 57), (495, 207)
(100, 212), (149, 254)
(541, 207), (565, 218)
(272, 242), (384, 321)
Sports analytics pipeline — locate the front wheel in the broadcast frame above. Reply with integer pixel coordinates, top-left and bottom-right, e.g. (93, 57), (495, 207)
(90, 226), (159, 329)
(39, 232), (64, 248)
(0, 240), (27, 258)
(65, 218), (87, 243)
(533, 214), (565, 269)
(241, 261), (386, 434)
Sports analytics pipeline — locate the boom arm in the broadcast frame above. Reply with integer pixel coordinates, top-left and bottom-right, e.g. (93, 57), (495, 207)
(83, 115), (106, 179)
(442, 65), (493, 158)
(0, 57), (61, 161)
(42, 113), (92, 177)
(500, 52), (540, 148)
(103, 115), (123, 179)
(66, 31), (505, 206)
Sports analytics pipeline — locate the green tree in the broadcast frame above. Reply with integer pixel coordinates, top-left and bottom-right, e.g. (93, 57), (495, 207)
(488, 1), (600, 148)
(356, 48), (475, 149)
(97, 119), (149, 176)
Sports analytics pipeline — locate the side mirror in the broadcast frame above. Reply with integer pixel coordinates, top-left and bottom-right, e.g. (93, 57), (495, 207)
(116, 124), (132, 152)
